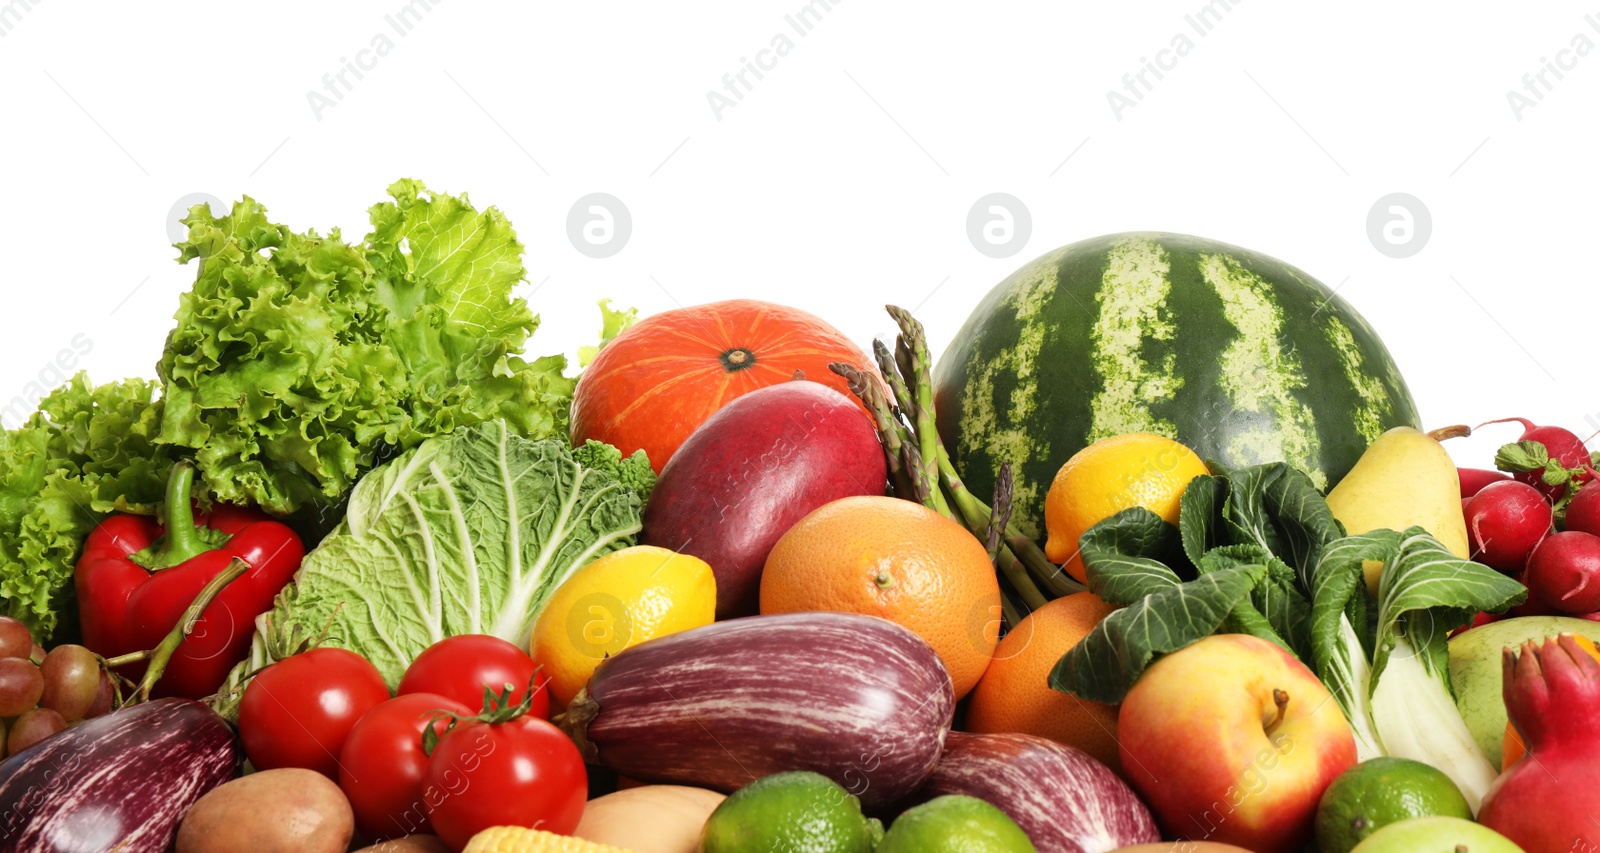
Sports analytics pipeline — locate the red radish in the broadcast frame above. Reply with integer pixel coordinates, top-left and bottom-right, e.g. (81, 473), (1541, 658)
(1481, 417), (1593, 501)
(1463, 480), (1552, 572)
(1524, 531), (1600, 613)
(1459, 467), (1512, 498)
(1568, 480), (1600, 537)
(1478, 635), (1600, 850)
(1450, 611), (1505, 637)
(1511, 592), (1558, 618)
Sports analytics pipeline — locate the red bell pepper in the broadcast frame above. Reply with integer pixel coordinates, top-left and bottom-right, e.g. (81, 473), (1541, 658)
(75, 461), (304, 699)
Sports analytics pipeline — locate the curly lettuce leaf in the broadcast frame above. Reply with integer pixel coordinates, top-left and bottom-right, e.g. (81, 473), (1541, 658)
(229, 421), (650, 689)
(158, 181), (577, 516)
(0, 374), (172, 640)
(578, 299), (640, 368)
(571, 438), (655, 503)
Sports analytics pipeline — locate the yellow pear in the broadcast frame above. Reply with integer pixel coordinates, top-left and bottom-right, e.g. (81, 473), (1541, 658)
(1325, 426), (1470, 595)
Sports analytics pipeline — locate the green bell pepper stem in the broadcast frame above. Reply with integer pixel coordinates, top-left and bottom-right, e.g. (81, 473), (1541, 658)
(154, 461), (211, 568)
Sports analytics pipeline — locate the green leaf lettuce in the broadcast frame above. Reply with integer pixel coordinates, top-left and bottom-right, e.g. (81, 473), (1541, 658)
(159, 179), (577, 516)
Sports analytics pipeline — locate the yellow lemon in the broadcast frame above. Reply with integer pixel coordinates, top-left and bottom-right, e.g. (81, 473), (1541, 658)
(1044, 432), (1210, 583)
(532, 545), (716, 706)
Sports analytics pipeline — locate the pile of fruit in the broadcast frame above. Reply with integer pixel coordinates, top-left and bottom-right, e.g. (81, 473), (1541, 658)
(0, 192), (1594, 853)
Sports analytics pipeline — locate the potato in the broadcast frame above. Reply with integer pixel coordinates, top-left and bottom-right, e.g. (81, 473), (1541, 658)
(573, 785), (727, 853)
(352, 836), (451, 853)
(177, 767), (353, 853)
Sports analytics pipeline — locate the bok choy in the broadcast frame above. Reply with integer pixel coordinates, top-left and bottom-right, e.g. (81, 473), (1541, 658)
(1050, 463), (1525, 812)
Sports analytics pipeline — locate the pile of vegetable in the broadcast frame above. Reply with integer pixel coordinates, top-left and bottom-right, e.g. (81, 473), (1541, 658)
(0, 195), (1590, 853)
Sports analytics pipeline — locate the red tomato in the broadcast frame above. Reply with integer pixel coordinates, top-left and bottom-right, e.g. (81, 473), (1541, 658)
(398, 634), (549, 719)
(424, 716), (587, 849)
(238, 647), (390, 778)
(339, 692), (471, 841)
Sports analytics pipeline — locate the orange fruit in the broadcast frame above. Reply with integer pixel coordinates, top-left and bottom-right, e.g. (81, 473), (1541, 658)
(1502, 633), (1600, 769)
(964, 592), (1124, 774)
(1044, 433), (1210, 583)
(760, 495), (1001, 699)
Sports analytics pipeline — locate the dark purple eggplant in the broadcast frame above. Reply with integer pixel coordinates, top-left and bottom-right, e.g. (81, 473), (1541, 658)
(562, 611), (953, 812)
(920, 732), (1159, 853)
(0, 697), (239, 852)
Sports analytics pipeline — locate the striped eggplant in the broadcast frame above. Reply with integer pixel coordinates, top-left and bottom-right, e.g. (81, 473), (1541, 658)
(921, 732), (1158, 853)
(933, 232), (1421, 535)
(562, 611), (954, 812)
(0, 697), (239, 852)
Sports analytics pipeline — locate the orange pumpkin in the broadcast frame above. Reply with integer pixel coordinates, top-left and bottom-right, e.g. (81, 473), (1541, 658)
(571, 299), (880, 472)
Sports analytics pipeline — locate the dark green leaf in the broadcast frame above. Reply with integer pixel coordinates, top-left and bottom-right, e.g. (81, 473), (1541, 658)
(1254, 564), (1314, 658)
(1179, 474), (1226, 567)
(1261, 466), (1347, 576)
(1307, 530), (1399, 728)
(1372, 527), (1529, 684)
(1050, 563), (1267, 703)
(1195, 543), (1273, 574)
(1220, 464), (1287, 554)
(1222, 600), (1294, 653)
(1079, 507), (1185, 605)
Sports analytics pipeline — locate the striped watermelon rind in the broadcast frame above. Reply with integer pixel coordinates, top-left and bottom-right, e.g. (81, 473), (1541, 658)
(932, 232), (1420, 537)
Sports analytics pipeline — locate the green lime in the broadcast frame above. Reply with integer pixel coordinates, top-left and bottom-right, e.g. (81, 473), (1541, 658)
(1314, 758), (1473, 853)
(878, 795), (1035, 853)
(1349, 816), (1523, 853)
(699, 771), (882, 853)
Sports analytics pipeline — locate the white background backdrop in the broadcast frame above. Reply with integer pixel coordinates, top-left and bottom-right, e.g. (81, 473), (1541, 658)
(1, 0), (1595, 467)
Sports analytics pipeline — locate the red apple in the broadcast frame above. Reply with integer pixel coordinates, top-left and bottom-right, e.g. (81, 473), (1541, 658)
(1118, 634), (1357, 853)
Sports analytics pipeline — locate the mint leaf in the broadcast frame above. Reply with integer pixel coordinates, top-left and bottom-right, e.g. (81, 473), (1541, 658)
(1495, 440), (1549, 473)
(1542, 461), (1572, 487)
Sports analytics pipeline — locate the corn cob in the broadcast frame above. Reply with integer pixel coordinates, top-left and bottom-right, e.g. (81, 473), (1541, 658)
(461, 826), (638, 853)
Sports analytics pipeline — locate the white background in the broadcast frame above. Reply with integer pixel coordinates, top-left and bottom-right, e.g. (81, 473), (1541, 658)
(1, 0), (1595, 468)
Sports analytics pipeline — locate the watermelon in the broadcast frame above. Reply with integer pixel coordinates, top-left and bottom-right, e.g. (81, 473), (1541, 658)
(933, 232), (1420, 535)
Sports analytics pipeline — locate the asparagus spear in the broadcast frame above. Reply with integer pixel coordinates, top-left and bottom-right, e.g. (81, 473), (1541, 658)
(829, 304), (1086, 619)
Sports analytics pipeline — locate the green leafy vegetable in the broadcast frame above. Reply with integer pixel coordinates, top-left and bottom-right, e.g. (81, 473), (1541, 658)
(1309, 528), (1525, 810)
(0, 374), (174, 640)
(1049, 461), (1525, 808)
(159, 179), (577, 516)
(578, 299), (640, 367)
(228, 420), (654, 689)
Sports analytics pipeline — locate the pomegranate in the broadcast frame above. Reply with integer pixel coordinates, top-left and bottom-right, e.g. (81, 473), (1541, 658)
(1478, 635), (1600, 850)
